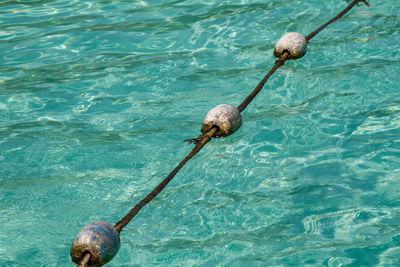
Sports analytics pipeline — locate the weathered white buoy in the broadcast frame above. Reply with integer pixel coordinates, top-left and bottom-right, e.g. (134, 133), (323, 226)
(274, 32), (307, 59)
(70, 221), (120, 266)
(201, 104), (242, 137)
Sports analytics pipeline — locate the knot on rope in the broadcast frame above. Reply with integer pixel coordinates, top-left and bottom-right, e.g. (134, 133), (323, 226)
(183, 131), (208, 145)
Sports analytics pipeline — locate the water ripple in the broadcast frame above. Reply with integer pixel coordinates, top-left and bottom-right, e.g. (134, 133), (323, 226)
(1, 0), (399, 266)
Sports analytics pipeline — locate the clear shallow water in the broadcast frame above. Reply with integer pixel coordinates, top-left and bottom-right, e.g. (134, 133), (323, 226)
(0, 0), (399, 266)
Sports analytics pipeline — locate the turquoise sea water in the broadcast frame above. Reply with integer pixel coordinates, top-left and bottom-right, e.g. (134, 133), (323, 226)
(1, 0), (399, 266)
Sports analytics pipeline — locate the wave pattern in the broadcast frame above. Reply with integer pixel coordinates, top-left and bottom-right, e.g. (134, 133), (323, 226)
(0, 0), (399, 266)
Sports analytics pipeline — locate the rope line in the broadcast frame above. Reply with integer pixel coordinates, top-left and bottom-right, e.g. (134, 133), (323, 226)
(77, 0), (369, 265)
(114, 127), (218, 232)
(77, 253), (90, 267)
(237, 52), (289, 113)
(238, 0), (369, 114)
(114, 0), (369, 234)
(306, 0), (369, 41)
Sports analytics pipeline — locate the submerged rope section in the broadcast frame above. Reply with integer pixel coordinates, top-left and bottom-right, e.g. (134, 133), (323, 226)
(76, 0), (369, 265)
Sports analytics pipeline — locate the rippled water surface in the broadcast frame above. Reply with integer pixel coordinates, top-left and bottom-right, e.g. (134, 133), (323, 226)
(1, 0), (399, 266)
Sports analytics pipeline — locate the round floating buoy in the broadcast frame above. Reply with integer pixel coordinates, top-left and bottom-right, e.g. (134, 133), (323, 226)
(70, 221), (120, 266)
(201, 104), (242, 138)
(274, 32), (307, 60)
